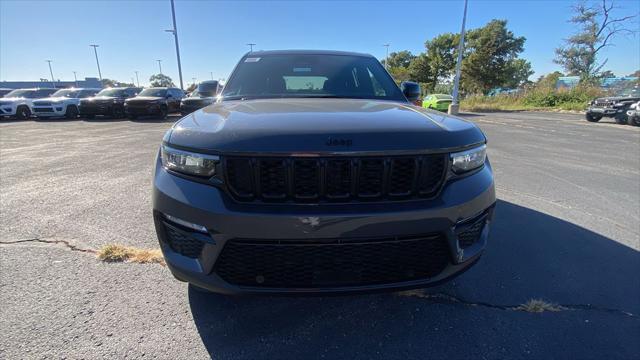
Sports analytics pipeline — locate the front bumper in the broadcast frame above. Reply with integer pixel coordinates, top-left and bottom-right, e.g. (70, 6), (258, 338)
(588, 106), (625, 117)
(153, 155), (496, 294)
(180, 101), (211, 115)
(79, 102), (116, 116)
(33, 105), (65, 117)
(125, 104), (163, 116)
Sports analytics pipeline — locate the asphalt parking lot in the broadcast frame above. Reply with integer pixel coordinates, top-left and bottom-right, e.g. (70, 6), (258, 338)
(1, 112), (639, 359)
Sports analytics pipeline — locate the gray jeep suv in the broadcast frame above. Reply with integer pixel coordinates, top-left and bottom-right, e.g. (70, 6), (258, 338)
(153, 50), (495, 294)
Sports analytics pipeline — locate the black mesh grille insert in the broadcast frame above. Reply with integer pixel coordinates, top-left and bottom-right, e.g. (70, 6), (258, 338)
(224, 154), (447, 203)
(162, 222), (206, 258)
(214, 235), (450, 288)
(456, 215), (487, 249)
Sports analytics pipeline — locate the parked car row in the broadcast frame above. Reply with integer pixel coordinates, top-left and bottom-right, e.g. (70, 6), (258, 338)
(0, 80), (223, 120)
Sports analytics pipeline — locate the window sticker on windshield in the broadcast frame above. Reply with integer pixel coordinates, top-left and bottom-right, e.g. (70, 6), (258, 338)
(245, 57), (261, 62)
(293, 67), (312, 72)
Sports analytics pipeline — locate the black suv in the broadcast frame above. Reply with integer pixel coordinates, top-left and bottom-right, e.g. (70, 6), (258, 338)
(586, 87), (640, 125)
(180, 80), (221, 116)
(152, 50), (495, 295)
(79, 87), (142, 118)
(125, 87), (185, 119)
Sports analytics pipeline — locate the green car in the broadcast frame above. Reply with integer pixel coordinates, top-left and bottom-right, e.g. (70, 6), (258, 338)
(422, 94), (453, 112)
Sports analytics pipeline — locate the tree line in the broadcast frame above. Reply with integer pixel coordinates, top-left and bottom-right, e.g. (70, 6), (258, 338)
(385, 0), (637, 96)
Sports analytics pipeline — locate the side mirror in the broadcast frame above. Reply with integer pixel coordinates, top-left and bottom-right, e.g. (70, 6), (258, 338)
(401, 81), (421, 103)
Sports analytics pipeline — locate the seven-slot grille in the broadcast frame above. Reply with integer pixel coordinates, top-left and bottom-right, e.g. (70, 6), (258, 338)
(224, 154), (447, 203)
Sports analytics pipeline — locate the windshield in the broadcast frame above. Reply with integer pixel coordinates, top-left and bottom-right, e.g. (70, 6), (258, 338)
(221, 54), (405, 101)
(139, 88), (167, 97)
(97, 88), (126, 97)
(190, 90), (215, 97)
(5, 89), (36, 98)
(51, 89), (81, 98)
(435, 94), (453, 100)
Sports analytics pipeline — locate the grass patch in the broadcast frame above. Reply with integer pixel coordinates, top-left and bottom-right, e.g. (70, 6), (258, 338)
(517, 299), (565, 313)
(96, 244), (165, 265)
(460, 85), (603, 112)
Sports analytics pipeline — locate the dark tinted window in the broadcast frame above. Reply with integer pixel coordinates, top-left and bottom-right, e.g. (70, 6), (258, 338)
(139, 88), (167, 97)
(97, 88), (126, 97)
(222, 54), (404, 101)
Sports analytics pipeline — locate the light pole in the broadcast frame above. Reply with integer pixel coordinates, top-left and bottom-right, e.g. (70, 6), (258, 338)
(46, 60), (55, 88)
(89, 44), (102, 81)
(157, 60), (163, 75)
(165, 0), (184, 90)
(210, 72), (214, 80)
(449, 0), (468, 115)
(192, 77), (197, 86)
(134, 71), (140, 87)
(246, 43), (256, 52)
(73, 71), (78, 87)
(383, 44), (390, 70)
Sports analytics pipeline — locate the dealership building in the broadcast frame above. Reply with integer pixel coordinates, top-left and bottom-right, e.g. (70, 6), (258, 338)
(0, 77), (102, 89)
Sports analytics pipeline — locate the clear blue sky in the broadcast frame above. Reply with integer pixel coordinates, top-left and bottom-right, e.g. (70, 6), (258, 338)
(1, 0), (638, 86)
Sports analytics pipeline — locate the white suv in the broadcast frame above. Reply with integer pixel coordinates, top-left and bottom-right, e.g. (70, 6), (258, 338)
(0, 88), (57, 119)
(32, 88), (101, 119)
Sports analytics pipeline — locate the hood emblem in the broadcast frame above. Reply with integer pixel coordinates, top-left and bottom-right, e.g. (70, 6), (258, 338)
(326, 138), (353, 146)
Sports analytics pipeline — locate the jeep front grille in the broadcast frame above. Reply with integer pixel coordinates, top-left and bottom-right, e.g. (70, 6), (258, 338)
(224, 154), (447, 203)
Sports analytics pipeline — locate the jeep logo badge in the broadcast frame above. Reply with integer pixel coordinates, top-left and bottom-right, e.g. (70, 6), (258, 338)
(325, 138), (353, 146)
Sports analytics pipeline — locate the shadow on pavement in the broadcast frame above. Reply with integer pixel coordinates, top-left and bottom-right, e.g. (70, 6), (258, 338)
(188, 200), (640, 359)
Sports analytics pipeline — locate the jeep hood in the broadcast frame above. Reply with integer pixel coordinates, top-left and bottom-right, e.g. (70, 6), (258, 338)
(168, 98), (486, 153)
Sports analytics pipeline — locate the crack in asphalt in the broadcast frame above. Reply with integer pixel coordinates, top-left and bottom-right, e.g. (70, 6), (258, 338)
(2, 238), (636, 319)
(0, 237), (96, 254)
(398, 291), (638, 318)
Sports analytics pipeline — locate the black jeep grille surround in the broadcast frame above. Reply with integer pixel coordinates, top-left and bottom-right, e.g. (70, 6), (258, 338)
(214, 234), (450, 288)
(224, 154), (447, 203)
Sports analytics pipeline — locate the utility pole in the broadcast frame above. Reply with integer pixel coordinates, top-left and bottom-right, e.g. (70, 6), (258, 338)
(449, 0), (468, 115)
(73, 71), (78, 87)
(157, 60), (163, 75)
(89, 44), (102, 81)
(192, 77), (197, 86)
(134, 71), (140, 87)
(210, 72), (214, 80)
(383, 44), (390, 70)
(46, 60), (55, 88)
(246, 43), (256, 52)
(165, 0), (184, 89)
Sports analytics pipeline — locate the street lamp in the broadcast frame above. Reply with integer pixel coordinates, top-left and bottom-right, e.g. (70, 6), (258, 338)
(73, 71), (78, 87)
(210, 72), (214, 80)
(246, 43), (256, 52)
(134, 71), (140, 87)
(46, 60), (55, 88)
(449, 0), (468, 115)
(165, 0), (184, 90)
(157, 60), (163, 75)
(383, 44), (390, 70)
(89, 44), (102, 81)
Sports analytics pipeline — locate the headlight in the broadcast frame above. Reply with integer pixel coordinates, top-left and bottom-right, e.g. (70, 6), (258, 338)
(160, 145), (219, 177)
(450, 144), (487, 174)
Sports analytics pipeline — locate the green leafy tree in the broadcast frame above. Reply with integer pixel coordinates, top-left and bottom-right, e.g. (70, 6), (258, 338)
(503, 58), (535, 88)
(149, 74), (175, 87)
(382, 50), (416, 69)
(388, 66), (411, 83)
(461, 19), (528, 94)
(424, 33), (459, 86)
(101, 78), (134, 87)
(554, 0), (637, 79)
(408, 54), (434, 90)
(536, 71), (565, 89)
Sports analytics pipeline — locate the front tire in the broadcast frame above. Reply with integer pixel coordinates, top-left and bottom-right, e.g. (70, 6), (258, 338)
(585, 112), (602, 122)
(159, 105), (168, 119)
(65, 105), (79, 119)
(627, 115), (640, 127)
(15, 105), (31, 120)
(614, 113), (629, 125)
